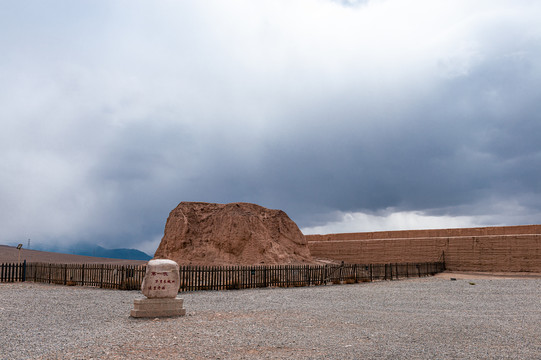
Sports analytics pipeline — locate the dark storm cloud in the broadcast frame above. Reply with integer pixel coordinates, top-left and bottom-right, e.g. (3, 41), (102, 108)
(1, 0), (540, 252)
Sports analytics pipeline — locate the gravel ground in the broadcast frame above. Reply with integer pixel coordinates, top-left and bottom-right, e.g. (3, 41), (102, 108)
(1, 277), (540, 360)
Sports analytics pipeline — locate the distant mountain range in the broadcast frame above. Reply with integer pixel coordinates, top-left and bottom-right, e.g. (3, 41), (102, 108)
(33, 243), (152, 261)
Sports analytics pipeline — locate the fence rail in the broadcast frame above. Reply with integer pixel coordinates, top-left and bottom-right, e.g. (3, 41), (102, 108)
(1, 261), (445, 291)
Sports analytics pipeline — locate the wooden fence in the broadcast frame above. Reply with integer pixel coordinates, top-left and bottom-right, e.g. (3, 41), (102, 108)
(0, 261), (26, 282)
(1, 261), (445, 291)
(177, 262), (445, 291)
(23, 262), (146, 290)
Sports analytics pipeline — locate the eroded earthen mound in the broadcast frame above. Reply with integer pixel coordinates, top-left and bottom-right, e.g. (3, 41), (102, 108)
(154, 202), (314, 265)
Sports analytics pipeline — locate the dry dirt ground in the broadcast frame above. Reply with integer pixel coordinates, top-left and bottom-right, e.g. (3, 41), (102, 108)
(435, 271), (541, 280)
(0, 245), (147, 265)
(2, 276), (540, 359)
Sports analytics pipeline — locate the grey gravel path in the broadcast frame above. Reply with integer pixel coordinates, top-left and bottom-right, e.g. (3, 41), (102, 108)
(1, 277), (540, 359)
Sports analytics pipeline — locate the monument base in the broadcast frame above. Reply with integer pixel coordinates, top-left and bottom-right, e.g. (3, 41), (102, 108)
(130, 297), (186, 318)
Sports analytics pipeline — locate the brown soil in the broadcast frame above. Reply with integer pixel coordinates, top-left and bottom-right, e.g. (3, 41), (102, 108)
(0, 245), (147, 265)
(154, 202), (315, 265)
(435, 271), (541, 280)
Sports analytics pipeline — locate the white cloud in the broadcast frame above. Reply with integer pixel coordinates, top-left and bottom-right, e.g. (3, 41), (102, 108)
(301, 209), (489, 235)
(302, 195), (541, 235)
(1, 0), (540, 250)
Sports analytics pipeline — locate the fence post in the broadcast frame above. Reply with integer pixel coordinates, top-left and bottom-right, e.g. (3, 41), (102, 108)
(121, 265), (126, 289)
(100, 265), (104, 288)
(406, 263), (409, 278)
(22, 260), (26, 282)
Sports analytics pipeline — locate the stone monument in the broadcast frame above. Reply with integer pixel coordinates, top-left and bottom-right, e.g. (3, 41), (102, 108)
(130, 259), (186, 318)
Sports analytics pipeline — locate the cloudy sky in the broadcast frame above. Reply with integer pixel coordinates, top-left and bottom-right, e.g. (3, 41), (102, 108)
(1, 0), (540, 254)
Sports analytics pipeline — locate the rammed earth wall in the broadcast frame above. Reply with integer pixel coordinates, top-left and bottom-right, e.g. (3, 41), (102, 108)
(306, 225), (541, 272)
